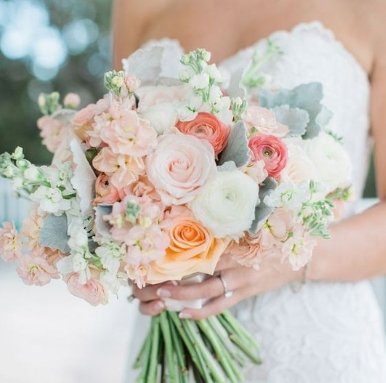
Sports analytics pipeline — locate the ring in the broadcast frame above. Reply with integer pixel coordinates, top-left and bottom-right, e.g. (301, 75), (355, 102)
(219, 273), (233, 299)
(127, 294), (136, 303)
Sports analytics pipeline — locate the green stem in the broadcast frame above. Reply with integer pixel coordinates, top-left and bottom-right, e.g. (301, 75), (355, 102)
(146, 316), (161, 383)
(135, 323), (153, 383)
(197, 319), (241, 383)
(133, 334), (151, 369)
(160, 312), (178, 383)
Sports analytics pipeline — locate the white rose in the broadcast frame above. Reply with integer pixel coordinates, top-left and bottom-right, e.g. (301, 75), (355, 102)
(190, 170), (259, 238)
(141, 103), (178, 134)
(304, 132), (352, 193)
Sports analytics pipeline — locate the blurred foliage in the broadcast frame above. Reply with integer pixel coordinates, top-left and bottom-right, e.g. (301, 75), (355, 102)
(0, 0), (112, 164)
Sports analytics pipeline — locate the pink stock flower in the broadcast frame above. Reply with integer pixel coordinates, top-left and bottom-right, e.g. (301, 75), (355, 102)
(176, 112), (230, 155)
(93, 147), (145, 189)
(37, 116), (66, 153)
(125, 263), (150, 289)
(63, 93), (81, 109)
(65, 271), (108, 306)
(94, 174), (122, 205)
(124, 175), (161, 201)
(146, 133), (216, 205)
(124, 75), (141, 93)
(21, 209), (44, 253)
(100, 109), (157, 157)
(248, 134), (288, 179)
(16, 254), (59, 286)
(244, 105), (289, 137)
(0, 222), (21, 262)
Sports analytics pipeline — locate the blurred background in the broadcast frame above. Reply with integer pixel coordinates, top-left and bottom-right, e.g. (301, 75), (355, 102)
(0, 0), (382, 382)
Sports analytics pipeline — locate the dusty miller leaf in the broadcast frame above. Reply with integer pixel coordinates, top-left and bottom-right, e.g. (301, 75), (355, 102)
(39, 214), (70, 253)
(272, 105), (310, 137)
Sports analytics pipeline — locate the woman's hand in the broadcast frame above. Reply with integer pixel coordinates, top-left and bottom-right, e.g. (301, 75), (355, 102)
(132, 252), (302, 320)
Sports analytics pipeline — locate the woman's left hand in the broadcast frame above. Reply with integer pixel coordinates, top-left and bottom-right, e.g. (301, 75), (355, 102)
(156, 252), (303, 320)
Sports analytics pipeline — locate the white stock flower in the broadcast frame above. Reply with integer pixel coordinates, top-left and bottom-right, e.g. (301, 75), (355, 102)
(189, 73), (210, 89)
(191, 169), (259, 238)
(31, 186), (71, 215)
(24, 166), (40, 181)
(304, 131), (352, 193)
(204, 64), (223, 83)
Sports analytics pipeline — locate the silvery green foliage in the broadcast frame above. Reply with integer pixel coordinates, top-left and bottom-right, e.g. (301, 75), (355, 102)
(217, 161), (238, 172)
(95, 205), (113, 240)
(218, 122), (250, 168)
(249, 177), (278, 234)
(271, 105), (310, 136)
(39, 214), (70, 253)
(259, 82), (332, 139)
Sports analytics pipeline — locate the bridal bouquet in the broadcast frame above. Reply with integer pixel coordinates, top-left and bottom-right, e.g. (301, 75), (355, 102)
(0, 47), (352, 382)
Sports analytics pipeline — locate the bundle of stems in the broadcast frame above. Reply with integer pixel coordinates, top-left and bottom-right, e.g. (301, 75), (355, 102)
(133, 310), (261, 383)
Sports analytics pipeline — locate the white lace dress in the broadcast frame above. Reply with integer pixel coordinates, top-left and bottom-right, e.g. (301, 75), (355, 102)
(125, 21), (386, 383)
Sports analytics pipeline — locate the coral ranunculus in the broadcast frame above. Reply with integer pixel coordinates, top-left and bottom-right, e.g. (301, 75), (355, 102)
(176, 112), (230, 155)
(248, 134), (288, 179)
(147, 217), (229, 283)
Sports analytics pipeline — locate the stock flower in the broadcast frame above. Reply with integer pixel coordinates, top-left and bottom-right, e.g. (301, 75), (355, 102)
(249, 134), (288, 179)
(191, 169), (259, 238)
(65, 270), (108, 306)
(30, 186), (71, 215)
(93, 147), (145, 189)
(21, 209), (44, 253)
(37, 116), (66, 153)
(176, 112), (230, 155)
(147, 209), (229, 282)
(244, 105), (289, 137)
(94, 174), (121, 205)
(304, 131), (352, 193)
(0, 222), (21, 262)
(63, 93), (81, 109)
(98, 109), (157, 157)
(146, 133), (216, 205)
(16, 254), (59, 286)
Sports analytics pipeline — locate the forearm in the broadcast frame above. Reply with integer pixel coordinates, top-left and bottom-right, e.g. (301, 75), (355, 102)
(307, 201), (386, 282)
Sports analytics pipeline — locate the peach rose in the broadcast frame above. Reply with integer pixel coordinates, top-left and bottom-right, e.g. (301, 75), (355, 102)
(94, 174), (121, 205)
(146, 133), (216, 205)
(147, 216), (229, 283)
(249, 134), (288, 179)
(176, 112), (230, 155)
(65, 271), (108, 306)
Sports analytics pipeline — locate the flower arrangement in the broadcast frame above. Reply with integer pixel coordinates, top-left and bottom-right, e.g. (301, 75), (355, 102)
(0, 46), (352, 382)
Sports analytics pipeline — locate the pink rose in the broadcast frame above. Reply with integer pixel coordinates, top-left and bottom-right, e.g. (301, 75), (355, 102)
(0, 222), (21, 262)
(94, 174), (121, 205)
(244, 105), (289, 137)
(248, 134), (288, 179)
(146, 133), (216, 205)
(16, 254), (59, 286)
(176, 112), (230, 156)
(93, 147), (145, 189)
(65, 271), (108, 306)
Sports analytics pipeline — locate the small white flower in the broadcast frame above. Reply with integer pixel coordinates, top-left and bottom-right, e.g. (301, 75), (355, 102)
(208, 86), (223, 104)
(191, 169), (259, 238)
(24, 166), (40, 181)
(31, 186), (71, 215)
(204, 64), (223, 83)
(189, 73), (210, 90)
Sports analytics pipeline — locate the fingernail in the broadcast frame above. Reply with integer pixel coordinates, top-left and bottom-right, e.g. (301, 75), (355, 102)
(179, 312), (192, 319)
(157, 288), (171, 298)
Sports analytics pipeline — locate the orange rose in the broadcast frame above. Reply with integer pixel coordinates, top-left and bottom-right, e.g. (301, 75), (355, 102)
(147, 217), (229, 283)
(176, 112), (230, 156)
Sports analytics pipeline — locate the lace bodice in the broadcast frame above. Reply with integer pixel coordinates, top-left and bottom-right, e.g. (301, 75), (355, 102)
(126, 21), (386, 383)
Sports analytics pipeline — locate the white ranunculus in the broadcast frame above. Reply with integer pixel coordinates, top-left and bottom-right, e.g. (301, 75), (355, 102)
(304, 132), (352, 193)
(190, 170), (259, 238)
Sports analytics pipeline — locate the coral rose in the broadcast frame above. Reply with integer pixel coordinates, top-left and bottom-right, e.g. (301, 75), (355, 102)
(94, 174), (121, 205)
(146, 133), (216, 205)
(249, 134), (288, 179)
(176, 112), (230, 155)
(147, 216), (229, 283)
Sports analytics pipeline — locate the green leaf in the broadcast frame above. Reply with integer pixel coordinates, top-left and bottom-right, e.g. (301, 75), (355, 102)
(272, 105), (310, 137)
(259, 82), (332, 139)
(249, 177), (277, 234)
(218, 121), (250, 167)
(39, 214), (70, 253)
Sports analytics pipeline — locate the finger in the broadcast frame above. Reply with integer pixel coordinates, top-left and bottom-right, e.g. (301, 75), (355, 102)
(156, 276), (225, 301)
(133, 281), (176, 302)
(179, 288), (248, 320)
(139, 299), (165, 316)
(216, 253), (240, 271)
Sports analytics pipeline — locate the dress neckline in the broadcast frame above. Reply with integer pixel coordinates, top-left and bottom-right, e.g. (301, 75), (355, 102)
(143, 21), (369, 84)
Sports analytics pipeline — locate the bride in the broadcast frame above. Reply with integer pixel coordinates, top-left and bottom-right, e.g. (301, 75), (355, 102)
(113, 0), (386, 381)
